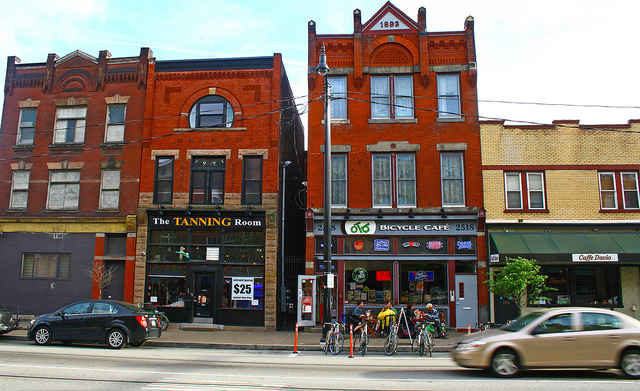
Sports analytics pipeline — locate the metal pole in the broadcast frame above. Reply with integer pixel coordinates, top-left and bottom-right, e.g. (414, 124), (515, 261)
(316, 43), (332, 338)
(280, 161), (291, 315)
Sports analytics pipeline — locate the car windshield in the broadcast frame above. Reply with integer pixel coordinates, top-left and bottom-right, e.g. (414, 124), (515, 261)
(500, 311), (545, 332)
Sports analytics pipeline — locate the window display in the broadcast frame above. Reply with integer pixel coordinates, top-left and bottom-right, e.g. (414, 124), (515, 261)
(400, 260), (448, 304)
(345, 261), (393, 304)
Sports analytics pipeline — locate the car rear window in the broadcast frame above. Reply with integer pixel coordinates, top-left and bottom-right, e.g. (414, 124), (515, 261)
(580, 312), (623, 331)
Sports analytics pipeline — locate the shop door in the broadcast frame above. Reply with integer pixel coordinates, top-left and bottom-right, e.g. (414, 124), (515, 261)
(455, 275), (478, 328)
(102, 260), (125, 301)
(193, 273), (216, 321)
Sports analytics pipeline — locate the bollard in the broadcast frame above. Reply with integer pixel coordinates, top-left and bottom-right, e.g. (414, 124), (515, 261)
(349, 324), (354, 358)
(293, 322), (299, 354)
(467, 324), (471, 334)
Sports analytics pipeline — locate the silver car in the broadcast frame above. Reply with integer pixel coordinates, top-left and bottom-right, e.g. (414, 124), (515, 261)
(452, 307), (640, 378)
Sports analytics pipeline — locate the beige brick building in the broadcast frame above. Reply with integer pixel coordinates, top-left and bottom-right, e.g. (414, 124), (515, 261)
(481, 120), (640, 322)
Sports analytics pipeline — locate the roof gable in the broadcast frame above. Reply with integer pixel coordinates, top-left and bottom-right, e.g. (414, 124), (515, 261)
(362, 1), (418, 35)
(56, 50), (98, 68)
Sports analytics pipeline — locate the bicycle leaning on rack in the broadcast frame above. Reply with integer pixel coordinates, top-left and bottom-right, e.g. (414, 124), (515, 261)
(322, 321), (345, 355)
(384, 312), (401, 356)
(412, 320), (435, 357)
(352, 319), (369, 356)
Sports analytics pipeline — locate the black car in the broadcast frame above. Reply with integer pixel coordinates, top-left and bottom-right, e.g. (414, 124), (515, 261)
(27, 300), (162, 348)
(0, 302), (17, 335)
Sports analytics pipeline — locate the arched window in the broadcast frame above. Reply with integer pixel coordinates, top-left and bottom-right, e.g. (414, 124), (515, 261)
(189, 95), (234, 128)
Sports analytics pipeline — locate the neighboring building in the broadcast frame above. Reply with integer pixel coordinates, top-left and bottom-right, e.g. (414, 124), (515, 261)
(482, 119), (640, 323)
(0, 49), (152, 315)
(136, 54), (305, 329)
(306, 2), (487, 329)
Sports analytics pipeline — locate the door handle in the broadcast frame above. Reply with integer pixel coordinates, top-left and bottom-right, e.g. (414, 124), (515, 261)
(564, 337), (576, 342)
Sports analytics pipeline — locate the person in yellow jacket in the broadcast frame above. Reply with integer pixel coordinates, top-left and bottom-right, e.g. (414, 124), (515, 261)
(376, 302), (397, 335)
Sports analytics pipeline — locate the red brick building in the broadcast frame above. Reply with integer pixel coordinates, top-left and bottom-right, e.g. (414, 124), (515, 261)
(0, 49), (151, 315)
(135, 54), (305, 329)
(306, 2), (487, 329)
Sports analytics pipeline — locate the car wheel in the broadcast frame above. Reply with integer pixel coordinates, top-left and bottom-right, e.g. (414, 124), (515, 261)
(33, 326), (53, 346)
(489, 348), (521, 378)
(620, 349), (640, 379)
(107, 329), (126, 349)
(129, 340), (146, 347)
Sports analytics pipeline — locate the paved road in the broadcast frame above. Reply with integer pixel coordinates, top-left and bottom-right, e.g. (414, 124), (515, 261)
(0, 340), (638, 390)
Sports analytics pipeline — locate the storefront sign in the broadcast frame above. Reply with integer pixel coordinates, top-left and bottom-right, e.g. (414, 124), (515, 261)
(231, 277), (254, 300)
(427, 241), (443, 250)
(345, 221), (376, 235)
(490, 254), (500, 263)
(457, 240), (473, 250)
(374, 239), (390, 251)
(352, 267), (368, 283)
(402, 241), (421, 248)
(409, 270), (434, 282)
(572, 254), (618, 262)
(150, 216), (265, 229)
(353, 240), (364, 250)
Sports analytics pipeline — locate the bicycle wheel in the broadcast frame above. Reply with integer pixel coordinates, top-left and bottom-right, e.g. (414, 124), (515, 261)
(323, 330), (332, 354)
(419, 330), (426, 356)
(159, 314), (169, 331)
(411, 332), (419, 353)
(329, 332), (344, 355)
(384, 331), (398, 356)
(360, 330), (368, 356)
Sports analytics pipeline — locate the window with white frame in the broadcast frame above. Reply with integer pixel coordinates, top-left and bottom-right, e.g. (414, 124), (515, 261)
(441, 152), (464, 205)
(100, 169), (121, 210)
(54, 106), (86, 143)
(47, 170), (81, 210)
(105, 104), (125, 142)
(10, 170), (30, 209)
(505, 172), (546, 210)
(371, 75), (413, 119)
(331, 154), (347, 206)
(17, 108), (36, 145)
(599, 172), (640, 210)
(189, 95), (234, 128)
(437, 74), (461, 118)
(372, 153), (415, 207)
(328, 76), (347, 120)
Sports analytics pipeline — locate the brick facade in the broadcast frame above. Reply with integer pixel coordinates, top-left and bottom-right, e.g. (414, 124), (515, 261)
(307, 3), (486, 328)
(0, 49), (151, 314)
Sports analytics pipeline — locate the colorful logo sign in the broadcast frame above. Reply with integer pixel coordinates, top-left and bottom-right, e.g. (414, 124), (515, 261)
(408, 270), (434, 282)
(426, 241), (443, 250)
(345, 221), (376, 235)
(402, 241), (421, 248)
(353, 240), (364, 250)
(374, 239), (390, 251)
(352, 267), (368, 283)
(457, 240), (473, 250)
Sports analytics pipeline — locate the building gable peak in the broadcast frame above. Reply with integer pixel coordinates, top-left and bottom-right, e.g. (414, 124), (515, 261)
(362, 1), (418, 35)
(56, 50), (99, 67)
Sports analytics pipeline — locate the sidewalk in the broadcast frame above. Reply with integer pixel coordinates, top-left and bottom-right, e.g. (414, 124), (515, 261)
(4, 324), (467, 352)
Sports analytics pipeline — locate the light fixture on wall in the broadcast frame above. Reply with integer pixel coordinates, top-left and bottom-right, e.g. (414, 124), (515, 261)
(344, 208), (351, 220)
(214, 205), (222, 218)
(246, 206), (253, 217)
(440, 208), (447, 218)
(185, 206), (192, 216)
(158, 205), (164, 216)
(408, 208), (414, 218)
(377, 209), (383, 219)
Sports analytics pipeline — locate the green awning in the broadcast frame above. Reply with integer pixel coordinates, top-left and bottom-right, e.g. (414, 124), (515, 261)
(489, 232), (640, 264)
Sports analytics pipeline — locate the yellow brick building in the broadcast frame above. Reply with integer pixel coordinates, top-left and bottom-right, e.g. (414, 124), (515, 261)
(481, 120), (640, 322)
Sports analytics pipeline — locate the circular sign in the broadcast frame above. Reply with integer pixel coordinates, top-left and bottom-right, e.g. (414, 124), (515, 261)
(353, 240), (364, 250)
(352, 267), (368, 283)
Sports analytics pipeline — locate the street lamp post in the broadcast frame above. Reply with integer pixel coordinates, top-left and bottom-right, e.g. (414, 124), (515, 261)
(316, 43), (332, 338)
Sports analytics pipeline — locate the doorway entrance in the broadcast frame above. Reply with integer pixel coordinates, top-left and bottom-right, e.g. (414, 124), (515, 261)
(455, 274), (478, 329)
(193, 273), (216, 322)
(103, 260), (125, 301)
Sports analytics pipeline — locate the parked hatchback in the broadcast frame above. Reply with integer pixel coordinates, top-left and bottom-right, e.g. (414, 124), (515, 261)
(452, 307), (640, 378)
(0, 302), (17, 335)
(28, 300), (161, 348)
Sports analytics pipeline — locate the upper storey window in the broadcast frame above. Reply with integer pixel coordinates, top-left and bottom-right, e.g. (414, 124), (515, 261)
(105, 104), (126, 143)
(328, 76), (347, 119)
(17, 108), (36, 145)
(189, 95), (234, 128)
(54, 106), (87, 143)
(437, 74), (461, 118)
(599, 172), (640, 210)
(371, 75), (413, 119)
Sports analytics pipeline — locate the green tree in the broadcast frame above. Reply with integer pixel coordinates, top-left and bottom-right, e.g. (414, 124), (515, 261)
(486, 256), (553, 313)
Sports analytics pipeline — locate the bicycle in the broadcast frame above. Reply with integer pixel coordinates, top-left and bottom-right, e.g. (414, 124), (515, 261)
(353, 319), (369, 356)
(412, 321), (434, 357)
(138, 303), (169, 331)
(476, 321), (495, 331)
(322, 321), (344, 355)
(384, 315), (399, 356)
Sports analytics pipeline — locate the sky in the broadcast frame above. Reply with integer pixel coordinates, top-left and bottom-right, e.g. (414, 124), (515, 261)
(1, 0), (639, 133)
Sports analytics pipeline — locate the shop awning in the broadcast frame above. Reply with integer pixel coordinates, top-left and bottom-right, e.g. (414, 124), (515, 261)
(489, 232), (640, 264)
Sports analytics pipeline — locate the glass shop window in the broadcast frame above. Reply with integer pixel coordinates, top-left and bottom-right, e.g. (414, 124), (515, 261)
(345, 261), (393, 304)
(400, 260), (448, 305)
